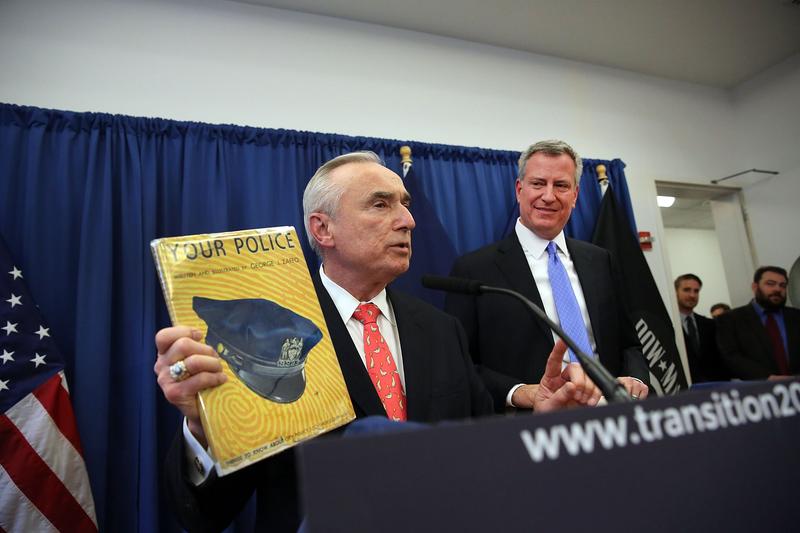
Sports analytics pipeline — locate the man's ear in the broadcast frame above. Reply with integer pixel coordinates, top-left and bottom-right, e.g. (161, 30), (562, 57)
(308, 212), (335, 250)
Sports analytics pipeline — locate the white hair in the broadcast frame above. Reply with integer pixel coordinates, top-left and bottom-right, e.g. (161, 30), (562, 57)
(517, 139), (582, 184)
(302, 151), (383, 257)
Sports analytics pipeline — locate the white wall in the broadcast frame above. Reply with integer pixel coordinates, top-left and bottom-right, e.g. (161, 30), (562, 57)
(664, 228), (732, 314)
(710, 194), (757, 306)
(733, 54), (800, 271)
(1, 0), (798, 315)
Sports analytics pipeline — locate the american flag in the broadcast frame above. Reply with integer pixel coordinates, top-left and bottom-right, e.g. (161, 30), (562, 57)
(0, 236), (97, 533)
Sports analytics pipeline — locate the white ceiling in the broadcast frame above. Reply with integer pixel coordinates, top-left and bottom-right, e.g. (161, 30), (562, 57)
(235, 0), (795, 230)
(241, 0), (800, 88)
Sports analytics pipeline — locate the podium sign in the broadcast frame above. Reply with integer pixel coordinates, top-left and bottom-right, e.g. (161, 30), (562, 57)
(299, 380), (800, 532)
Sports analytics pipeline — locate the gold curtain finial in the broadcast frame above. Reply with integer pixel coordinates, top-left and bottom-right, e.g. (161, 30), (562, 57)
(596, 164), (608, 184)
(400, 145), (412, 164)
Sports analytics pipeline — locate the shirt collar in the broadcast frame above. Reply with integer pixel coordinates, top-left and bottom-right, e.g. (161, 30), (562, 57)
(751, 299), (782, 318)
(514, 219), (568, 259)
(318, 265), (394, 325)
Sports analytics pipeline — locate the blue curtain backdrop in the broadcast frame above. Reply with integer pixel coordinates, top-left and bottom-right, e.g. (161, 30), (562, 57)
(0, 103), (636, 532)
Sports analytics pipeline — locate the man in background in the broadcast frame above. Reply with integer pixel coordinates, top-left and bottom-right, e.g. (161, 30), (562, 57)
(675, 274), (727, 383)
(710, 302), (731, 318)
(445, 139), (649, 412)
(716, 266), (800, 380)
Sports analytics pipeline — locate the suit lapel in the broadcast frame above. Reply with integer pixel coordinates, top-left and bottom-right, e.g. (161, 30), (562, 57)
(388, 289), (431, 421)
(312, 275), (385, 417)
(742, 305), (778, 372)
(494, 233), (551, 339)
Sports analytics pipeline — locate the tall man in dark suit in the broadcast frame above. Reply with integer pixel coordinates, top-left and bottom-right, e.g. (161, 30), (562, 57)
(152, 151), (601, 532)
(674, 273), (728, 383)
(716, 266), (800, 380)
(446, 139), (649, 412)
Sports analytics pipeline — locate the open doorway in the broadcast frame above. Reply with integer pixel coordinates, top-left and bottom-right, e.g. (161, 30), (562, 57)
(656, 181), (756, 315)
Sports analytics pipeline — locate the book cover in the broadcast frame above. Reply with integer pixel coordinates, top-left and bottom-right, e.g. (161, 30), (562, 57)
(151, 226), (355, 476)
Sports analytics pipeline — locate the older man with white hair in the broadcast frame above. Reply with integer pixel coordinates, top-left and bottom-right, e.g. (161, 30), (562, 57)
(153, 151), (601, 532)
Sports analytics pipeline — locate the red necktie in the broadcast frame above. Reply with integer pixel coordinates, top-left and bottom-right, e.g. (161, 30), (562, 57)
(765, 312), (790, 375)
(352, 303), (407, 421)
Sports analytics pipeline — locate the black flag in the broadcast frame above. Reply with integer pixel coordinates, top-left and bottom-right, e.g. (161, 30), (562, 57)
(592, 188), (688, 394)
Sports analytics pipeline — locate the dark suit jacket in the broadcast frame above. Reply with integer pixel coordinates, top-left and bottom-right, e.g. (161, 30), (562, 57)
(684, 312), (729, 383)
(164, 276), (494, 532)
(716, 303), (800, 380)
(445, 232), (649, 411)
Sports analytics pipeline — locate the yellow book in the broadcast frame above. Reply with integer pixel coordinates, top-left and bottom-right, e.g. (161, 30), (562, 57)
(151, 226), (355, 476)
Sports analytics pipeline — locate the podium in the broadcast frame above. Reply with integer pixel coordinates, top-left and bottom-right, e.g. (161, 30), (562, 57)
(298, 380), (800, 532)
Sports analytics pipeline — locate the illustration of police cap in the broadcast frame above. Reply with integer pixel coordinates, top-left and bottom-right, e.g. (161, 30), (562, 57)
(192, 296), (323, 403)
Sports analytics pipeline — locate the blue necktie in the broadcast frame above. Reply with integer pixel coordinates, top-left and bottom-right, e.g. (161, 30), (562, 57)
(546, 241), (594, 362)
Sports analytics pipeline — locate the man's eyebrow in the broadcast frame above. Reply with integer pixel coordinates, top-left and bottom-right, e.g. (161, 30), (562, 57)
(364, 191), (412, 203)
(366, 191), (394, 202)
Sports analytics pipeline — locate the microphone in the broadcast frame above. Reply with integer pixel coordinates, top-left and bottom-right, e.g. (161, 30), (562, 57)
(422, 275), (632, 403)
(420, 275), (483, 295)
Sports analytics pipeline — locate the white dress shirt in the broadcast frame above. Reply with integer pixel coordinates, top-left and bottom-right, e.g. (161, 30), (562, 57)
(514, 219), (598, 359)
(318, 266), (406, 389)
(505, 220), (602, 407)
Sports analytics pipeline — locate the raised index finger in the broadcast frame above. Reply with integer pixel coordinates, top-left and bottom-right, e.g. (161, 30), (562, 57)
(544, 339), (568, 380)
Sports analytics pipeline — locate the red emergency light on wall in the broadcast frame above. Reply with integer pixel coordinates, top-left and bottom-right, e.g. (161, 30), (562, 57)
(639, 231), (653, 251)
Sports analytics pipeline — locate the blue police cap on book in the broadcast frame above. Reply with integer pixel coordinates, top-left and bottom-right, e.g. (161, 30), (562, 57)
(193, 296), (323, 403)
